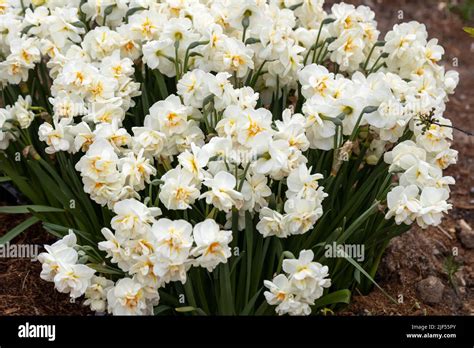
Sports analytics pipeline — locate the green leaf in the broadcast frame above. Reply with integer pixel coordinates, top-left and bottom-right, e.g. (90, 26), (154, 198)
(192, 268), (210, 313)
(175, 306), (207, 315)
(255, 301), (270, 315)
(153, 305), (171, 315)
(158, 290), (180, 306)
(152, 70), (169, 99)
(0, 158), (43, 203)
(87, 263), (124, 276)
(354, 268), (361, 284)
(229, 250), (244, 276)
(0, 205), (64, 214)
(57, 154), (101, 233)
(249, 60), (268, 88)
(342, 254), (397, 304)
(35, 158), (92, 232)
(240, 288), (262, 315)
(42, 224), (62, 239)
(183, 277), (198, 309)
(219, 263), (235, 315)
(336, 200), (379, 244)
(0, 176), (11, 183)
(463, 27), (474, 37)
(312, 289), (351, 309)
(244, 211), (253, 304)
(42, 222), (96, 246)
(0, 217), (39, 245)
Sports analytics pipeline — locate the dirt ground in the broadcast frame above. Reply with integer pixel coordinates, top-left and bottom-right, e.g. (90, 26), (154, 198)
(0, 0), (472, 316)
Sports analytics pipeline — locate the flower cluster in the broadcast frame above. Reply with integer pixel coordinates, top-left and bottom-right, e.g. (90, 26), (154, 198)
(98, 199), (233, 314)
(0, 95), (35, 150)
(384, 138), (455, 228)
(264, 250), (331, 315)
(37, 231), (95, 299)
(0, 0), (459, 316)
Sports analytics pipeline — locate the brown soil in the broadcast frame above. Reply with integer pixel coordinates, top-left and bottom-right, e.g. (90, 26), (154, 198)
(0, 0), (472, 316)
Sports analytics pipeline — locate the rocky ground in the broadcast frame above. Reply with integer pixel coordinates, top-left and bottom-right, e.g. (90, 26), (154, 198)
(0, 0), (472, 315)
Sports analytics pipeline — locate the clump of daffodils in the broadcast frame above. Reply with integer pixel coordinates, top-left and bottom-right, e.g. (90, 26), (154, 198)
(0, 0), (459, 316)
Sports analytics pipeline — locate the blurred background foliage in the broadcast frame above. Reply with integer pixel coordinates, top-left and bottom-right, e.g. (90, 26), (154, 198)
(448, 0), (474, 21)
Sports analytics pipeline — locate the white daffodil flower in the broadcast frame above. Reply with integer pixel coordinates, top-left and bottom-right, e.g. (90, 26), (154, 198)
(53, 262), (95, 299)
(84, 276), (115, 313)
(417, 187), (452, 228)
(107, 277), (152, 315)
(159, 168), (201, 210)
(38, 232), (79, 282)
(200, 171), (244, 212)
(191, 219), (232, 271)
(151, 219), (193, 260)
(385, 185), (421, 225)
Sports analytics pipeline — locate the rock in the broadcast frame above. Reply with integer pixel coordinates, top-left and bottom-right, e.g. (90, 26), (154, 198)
(457, 219), (474, 249)
(416, 276), (445, 304)
(455, 273), (467, 287)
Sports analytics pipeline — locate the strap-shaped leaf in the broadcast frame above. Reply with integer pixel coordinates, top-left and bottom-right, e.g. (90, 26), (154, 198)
(240, 288), (262, 315)
(312, 289), (351, 310)
(153, 305), (171, 315)
(342, 253), (397, 304)
(87, 263), (124, 276)
(174, 306), (207, 315)
(0, 216), (39, 245)
(464, 27), (474, 37)
(0, 205), (64, 214)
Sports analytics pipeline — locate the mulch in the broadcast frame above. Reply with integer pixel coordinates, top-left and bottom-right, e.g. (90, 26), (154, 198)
(0, 213), (92, 315)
